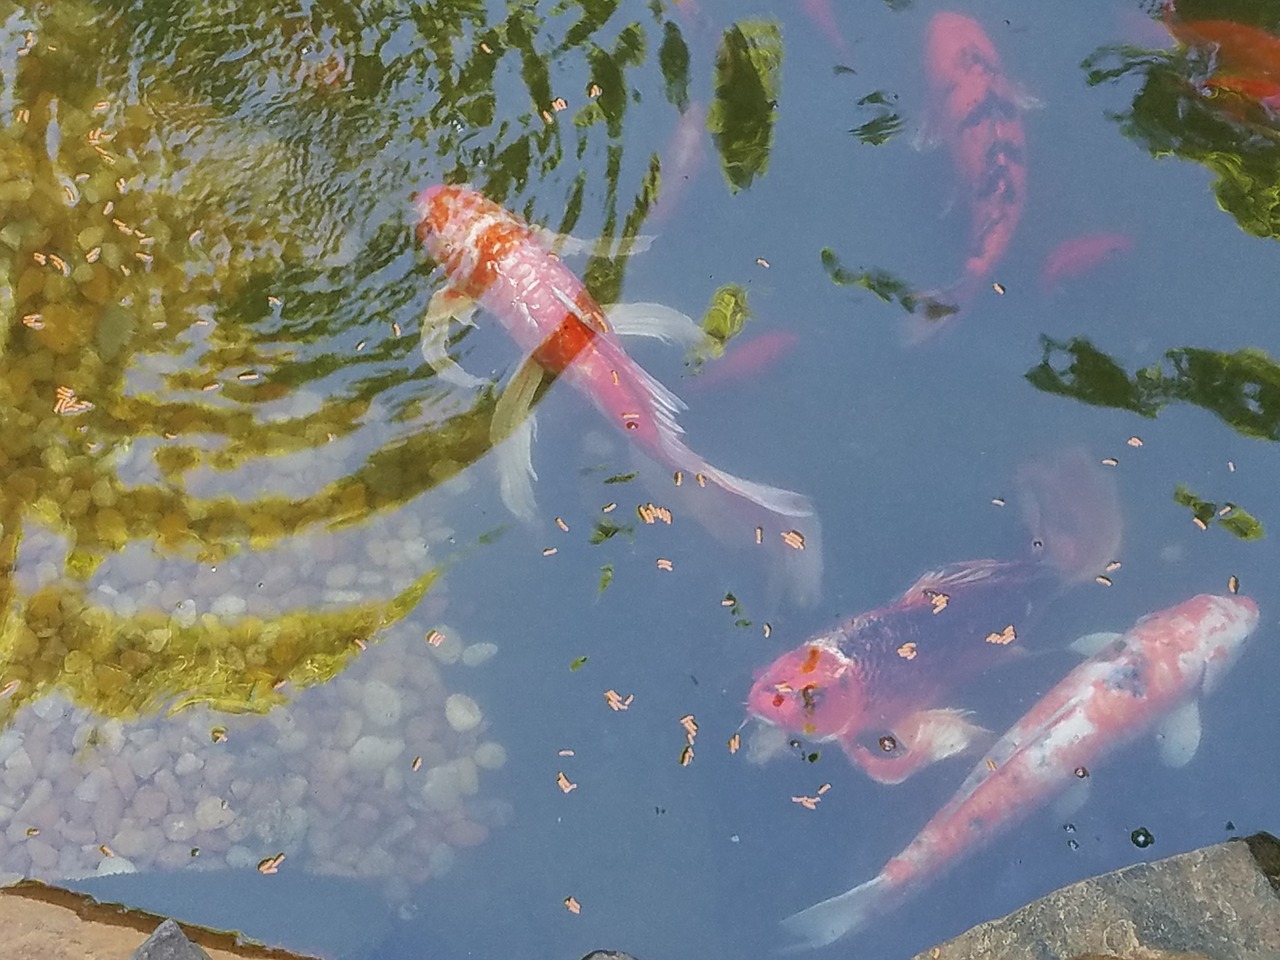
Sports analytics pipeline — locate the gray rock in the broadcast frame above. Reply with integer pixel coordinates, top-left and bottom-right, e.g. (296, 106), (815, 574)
(580, 953), (642, 960)
(915, 831), (1280, 960)
(130, 918), (213, 960)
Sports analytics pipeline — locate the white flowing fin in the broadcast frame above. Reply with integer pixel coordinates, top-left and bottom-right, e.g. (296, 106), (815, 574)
(605, 302), (708, 347)
(490, 356), (548, 520)
(780, 874), (893, 951)
(1155, 698), (1202, 768)
(532, 225), (655, 258)
(421, 288), (486, 389)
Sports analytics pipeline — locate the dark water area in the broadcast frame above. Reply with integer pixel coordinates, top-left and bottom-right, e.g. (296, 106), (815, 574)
(0, 0), (1278, 959)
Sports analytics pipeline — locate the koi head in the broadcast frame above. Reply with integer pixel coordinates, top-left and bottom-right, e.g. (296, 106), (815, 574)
(746, 641), (862, 741)
(413, 184), (475, 247)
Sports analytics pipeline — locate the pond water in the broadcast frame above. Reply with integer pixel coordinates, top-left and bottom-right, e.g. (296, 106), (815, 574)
(1, 0), (1278, 958)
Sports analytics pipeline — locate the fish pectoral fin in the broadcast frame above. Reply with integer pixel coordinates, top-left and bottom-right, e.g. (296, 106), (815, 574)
(902, 707), (990, 763)
(1155, 698), (1202, 768)
(605, 302), (707, 348)
(843, 709), (988, 784)
(490, 356), (550, 520)
(533, 225), (654, 258)
(1069, 631), (1124, 658)
(421, 288), (487, 389)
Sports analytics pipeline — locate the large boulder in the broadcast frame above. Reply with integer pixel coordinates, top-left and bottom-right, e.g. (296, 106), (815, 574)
(915, 831), (1280, 960)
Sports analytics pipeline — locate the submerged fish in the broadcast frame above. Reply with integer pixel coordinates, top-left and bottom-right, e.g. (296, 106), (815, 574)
(781, 592), (1260, 949)
(414, 185), (821, 602)
(746, 450), (1119, 784)
(1040, 232), (1134, 292)
(911, 12), (1026, 341)
(1164, 3), (1280, 119)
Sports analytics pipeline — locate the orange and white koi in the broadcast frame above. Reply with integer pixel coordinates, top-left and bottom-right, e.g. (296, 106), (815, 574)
(414, 185), (821, 602)
(781, 593), (1260, 949)
(912, 12), (1026, 341)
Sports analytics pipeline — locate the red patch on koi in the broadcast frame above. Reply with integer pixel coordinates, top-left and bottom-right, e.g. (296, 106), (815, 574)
(800, 646), (822, 674)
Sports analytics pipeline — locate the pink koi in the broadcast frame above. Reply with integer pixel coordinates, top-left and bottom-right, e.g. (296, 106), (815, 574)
(1040, 232), (1134, 292)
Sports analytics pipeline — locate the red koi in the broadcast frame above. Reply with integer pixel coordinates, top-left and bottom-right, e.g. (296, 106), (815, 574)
(746, 449), (1120, 784)
(781, 593), (1260, 949)
(414, 185), (822, 602)
(1040, 232), (1134, 292)
(911, 12), (1026, 342)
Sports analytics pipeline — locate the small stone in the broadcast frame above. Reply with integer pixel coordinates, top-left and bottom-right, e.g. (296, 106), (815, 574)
(444, 694), (482, 733)
(194, 795), (235, 831)
(444, 819), (488, 848)
(474, 742), (507, 771)
(225, 844), (256, 869)
(163, 814), (197, 843)
(110, 826), (152, 859)
(362, 680), (403, 728)
(349, 736), (405, 777)
(174, 752), (203, 776)
(427, 625), (464, 665)
(95, 854), (136, 876)
(461, 642), (498, 667)
(210, 593), (247, 618)
(325, 564), (358, 589)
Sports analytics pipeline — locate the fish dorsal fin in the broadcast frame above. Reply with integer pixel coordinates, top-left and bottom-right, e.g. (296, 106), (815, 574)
(1069, 631), (1123, 658)
(897, 560), (1004, 605)
(1156, 698), (1202, 768)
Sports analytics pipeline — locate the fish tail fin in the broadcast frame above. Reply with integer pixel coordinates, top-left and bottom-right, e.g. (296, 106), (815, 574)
(780, 874), (894, 951)
(658, 432), (824, 605)
(1016, 447), (1122, 583)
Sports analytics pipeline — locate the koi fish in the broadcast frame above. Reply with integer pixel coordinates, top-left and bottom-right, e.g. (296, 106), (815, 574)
(1040, 232), (1134, 292)
(746, 449), (1119, 784)
(685, 331), (799, 391)
(1164, 3), (1280, 119)
(911, 12), (1026, 342)
(781, 592), (1260, 949)
(414, 185), (821, 602)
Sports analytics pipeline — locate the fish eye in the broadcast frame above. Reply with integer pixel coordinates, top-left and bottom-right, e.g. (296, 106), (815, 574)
(800, 683), (821, 715)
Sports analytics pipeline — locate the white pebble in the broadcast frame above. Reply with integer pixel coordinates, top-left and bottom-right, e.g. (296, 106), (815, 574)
(96, 855), (137, 877)
(349, 735), (405, 776)
(474, 742), (507, 771)
(428, 625), (464, 665)
(210, 593), (247, 618)
(444, 694), (482, 733)
(172, 599), (198, 628)
(225, 845), (256, 869)
(461, 642), (498, 667)
(361, 680), (403, 728)
(195, 795), (235, 831)
(325, 564), (358, 589)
